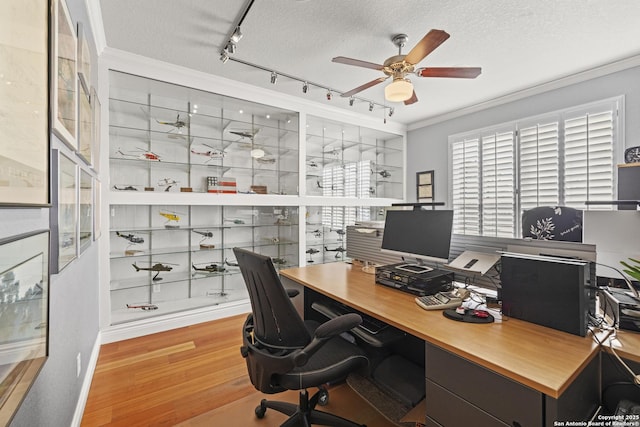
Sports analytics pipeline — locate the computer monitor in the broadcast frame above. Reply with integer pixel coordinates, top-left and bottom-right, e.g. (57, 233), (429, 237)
(381, 209), (453, 273)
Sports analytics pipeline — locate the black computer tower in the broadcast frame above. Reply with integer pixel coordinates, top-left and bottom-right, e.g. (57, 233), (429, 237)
(500, 253), (591, 336)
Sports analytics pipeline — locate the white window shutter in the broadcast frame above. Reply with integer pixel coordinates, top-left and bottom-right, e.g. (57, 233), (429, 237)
(481, 131), (515, 237)
(451, 138), (480, 235)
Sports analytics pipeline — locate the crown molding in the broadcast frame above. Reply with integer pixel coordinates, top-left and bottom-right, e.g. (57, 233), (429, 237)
(408, 54), (640, 131)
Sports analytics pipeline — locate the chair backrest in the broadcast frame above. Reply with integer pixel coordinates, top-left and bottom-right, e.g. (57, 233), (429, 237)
(233, 247), (310, 350)
(522, 206), (583, 242)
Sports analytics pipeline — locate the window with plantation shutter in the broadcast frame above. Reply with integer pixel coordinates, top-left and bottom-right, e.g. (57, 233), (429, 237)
(449, 97), (620, 238)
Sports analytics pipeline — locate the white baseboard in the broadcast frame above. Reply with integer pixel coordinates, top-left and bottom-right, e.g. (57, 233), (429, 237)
(101, 300), (251, 344)
(71, 332), (102, 427)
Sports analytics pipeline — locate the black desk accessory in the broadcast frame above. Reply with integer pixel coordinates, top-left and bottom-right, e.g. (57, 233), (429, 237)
(443, 308), (494, 323)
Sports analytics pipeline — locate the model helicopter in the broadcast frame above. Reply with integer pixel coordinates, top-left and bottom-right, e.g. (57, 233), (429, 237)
(191, 262), (226, 274)
(192, 229), (215, 248)
(307, 160), (319, 169)
(307, 229), (322, 238)
(113, 185), (138, 191)
(377, 170), (391, 179)
(325, 246), (346, 258)
(158, 178), (178, 191)
(116, 231), (144, 245)
(190, 144), (225, 163)
(156, 113), (190, 139)
(224, 258), (239, 267)
(132, 262), (176, 281)
(334, 229), (346, 240)
(159, 210), (181, 228)
(224, 218), (245, 225)
(116, 147), (161, 161)
(306, 247), (320, 263)
(271, 257), (287, 266)
(126, 303), (158, 311)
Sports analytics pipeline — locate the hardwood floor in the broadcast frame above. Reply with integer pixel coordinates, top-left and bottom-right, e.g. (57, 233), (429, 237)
(81, 314), (398, 427)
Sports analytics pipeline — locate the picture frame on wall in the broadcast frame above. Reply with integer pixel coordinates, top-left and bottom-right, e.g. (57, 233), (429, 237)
(416, 170), (434, 203)
(51, 0), (78, 150)
(76, 21), (91, 93)
(79, 169), (93, 253)
(0, 230), (49, 426)
(0, 0), (50, 206)
(90, 87), (101, 173)
(50, 150), (78, 273)
(77, 84), (92, 166)
(93, 177), (101, 240)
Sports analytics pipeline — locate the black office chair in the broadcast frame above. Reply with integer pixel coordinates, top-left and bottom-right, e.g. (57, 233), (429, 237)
(234, 247), (369, 427)
(522, 206), (583, 242)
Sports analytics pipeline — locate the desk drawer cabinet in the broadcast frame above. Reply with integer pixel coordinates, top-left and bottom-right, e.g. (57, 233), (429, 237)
(425, 344), (542, 427)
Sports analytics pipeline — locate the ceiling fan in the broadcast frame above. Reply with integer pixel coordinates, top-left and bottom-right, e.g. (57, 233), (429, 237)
(333, 29), (481, 105)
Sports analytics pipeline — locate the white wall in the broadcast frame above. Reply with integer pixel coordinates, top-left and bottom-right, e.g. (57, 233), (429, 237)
(406, 63), (640, 204)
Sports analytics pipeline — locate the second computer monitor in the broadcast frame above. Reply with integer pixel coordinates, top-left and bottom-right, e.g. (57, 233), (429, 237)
(381, 209), (454, 270)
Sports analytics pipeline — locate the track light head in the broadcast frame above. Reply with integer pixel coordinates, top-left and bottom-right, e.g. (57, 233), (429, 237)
(302, 82), (308, 93)
(226, 42), (237, 54)
(326, 90), (332, 100)
(230, 26), (243, 43)
(220, 51), (229, 63)
(388, 107), (394, 117)
(349, 97), (354, 106)
(270, 72), (277, 84)
(369, 102), (374, 112)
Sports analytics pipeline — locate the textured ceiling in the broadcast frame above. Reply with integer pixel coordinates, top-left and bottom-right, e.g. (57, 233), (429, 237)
(100, 0), (640, 125)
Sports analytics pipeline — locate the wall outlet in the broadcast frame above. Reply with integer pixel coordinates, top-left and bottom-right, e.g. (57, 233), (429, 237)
(76, 353), (82, 378)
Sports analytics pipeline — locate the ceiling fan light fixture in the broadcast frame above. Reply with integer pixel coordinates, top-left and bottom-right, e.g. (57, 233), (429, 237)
(385, 78), (413, 102)
(250, 148), (265, 159)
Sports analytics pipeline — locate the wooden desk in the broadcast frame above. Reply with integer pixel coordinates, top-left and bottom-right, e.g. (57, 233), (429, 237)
(281, 262), (605, 425)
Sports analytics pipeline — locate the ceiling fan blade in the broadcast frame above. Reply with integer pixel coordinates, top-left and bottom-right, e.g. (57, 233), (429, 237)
(332, 56), (384, 71)
(340, 77), (388, 97)
(404, 29), (450, 65)
(418, 67), (482, 78)
(404, 91), (418, 105)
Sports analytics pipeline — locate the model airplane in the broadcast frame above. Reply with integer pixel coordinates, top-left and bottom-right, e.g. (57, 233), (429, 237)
(377, 170), (391, 178)
(126, 303), (158, 311)
(132, 262), (175, 281)
(335, 229), (346, 240)
(159, 210), (181, 228)
(271, 257), (287, 266)
(113, 185), (138, 191)
(116, 231), (144, 244)
(158, 178), (178, 191)
(192, 263), (226, 274)
(116, 147), (161, 161)
(229, 128), (259, 139)
(264, 236), (280, 243)
(306, 248), (319, 263)
(190, 144), (225, 162)
(307, 160), (319, 168)
(255, 156), (276, 165)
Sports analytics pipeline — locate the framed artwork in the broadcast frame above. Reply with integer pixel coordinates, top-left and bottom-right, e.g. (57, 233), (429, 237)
(0, 230), (49, 426)
(50, 150), (78, 273)
(0, 0), (50, 206)
(76, 22), (91, 93)
(51, 0), (78, 150)
(416, 170), (434, 203)
(77, 85), (92, 165)
(90, 87), (101, 173)
(93, 177), (101, 240)
(79, 169), (93, 253)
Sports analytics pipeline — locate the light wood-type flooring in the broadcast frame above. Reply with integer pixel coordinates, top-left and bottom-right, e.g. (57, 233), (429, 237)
(81, 313), (397, 427)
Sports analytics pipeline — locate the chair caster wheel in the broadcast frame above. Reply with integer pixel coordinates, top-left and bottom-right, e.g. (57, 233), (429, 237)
(255, 400), (267, 418)
(318, 388), (329, 406)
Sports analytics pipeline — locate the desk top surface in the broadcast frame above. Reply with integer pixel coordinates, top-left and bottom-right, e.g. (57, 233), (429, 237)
(281, 262), (606, 398)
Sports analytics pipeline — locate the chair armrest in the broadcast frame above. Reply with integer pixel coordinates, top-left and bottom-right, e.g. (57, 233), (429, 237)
(293, 313), (362, 366)
(286, 288), (300, 298)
